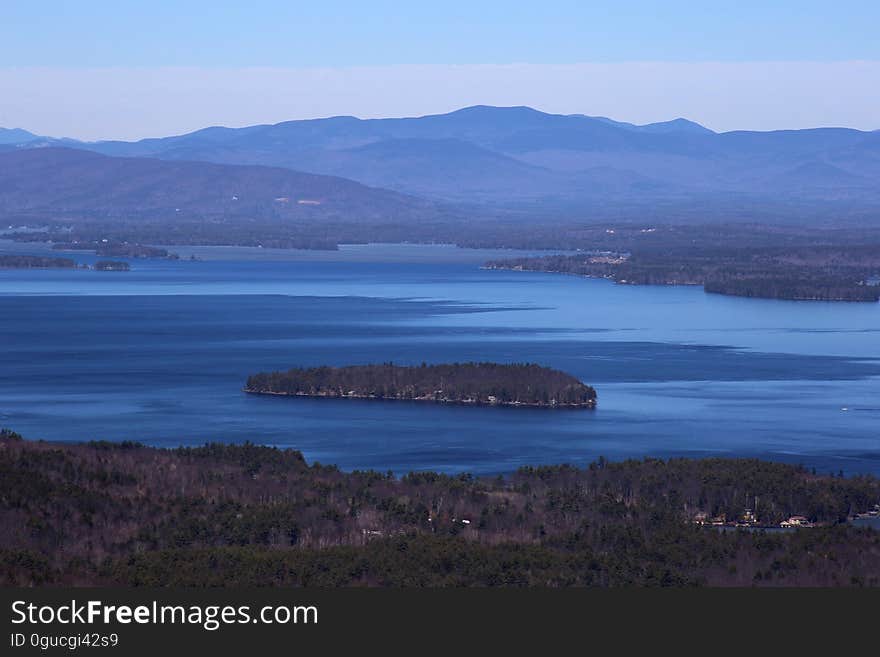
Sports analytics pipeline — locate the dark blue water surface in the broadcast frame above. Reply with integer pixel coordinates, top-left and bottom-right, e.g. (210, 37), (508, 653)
(1, 242), (878, 475)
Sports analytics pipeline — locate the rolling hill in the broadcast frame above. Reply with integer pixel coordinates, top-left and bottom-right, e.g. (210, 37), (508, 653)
(0, 147), (439, 224)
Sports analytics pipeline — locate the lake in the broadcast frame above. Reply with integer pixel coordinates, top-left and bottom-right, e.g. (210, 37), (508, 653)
(1, 242), (879, 475)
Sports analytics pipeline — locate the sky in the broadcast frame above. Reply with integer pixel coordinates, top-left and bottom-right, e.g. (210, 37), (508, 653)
(2, 1), (879, 140)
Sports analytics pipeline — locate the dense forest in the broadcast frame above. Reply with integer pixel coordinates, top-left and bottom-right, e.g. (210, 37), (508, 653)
(1, 430), (879, 587)
(0, 254), (77, 269)
(486, 243), (880, 302)
(245, 362), (597, 408)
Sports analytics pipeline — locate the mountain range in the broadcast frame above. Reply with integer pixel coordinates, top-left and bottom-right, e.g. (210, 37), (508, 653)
(2, 105), (879, 219)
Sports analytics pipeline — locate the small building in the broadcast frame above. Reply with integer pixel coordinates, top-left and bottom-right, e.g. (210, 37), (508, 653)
(780, 515), (813, 528)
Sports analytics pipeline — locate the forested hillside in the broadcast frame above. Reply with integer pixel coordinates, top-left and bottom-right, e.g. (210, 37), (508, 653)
(2, 431), (879, 587)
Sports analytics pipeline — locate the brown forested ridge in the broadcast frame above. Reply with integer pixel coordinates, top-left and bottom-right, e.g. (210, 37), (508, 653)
(2, 430), (879, 587)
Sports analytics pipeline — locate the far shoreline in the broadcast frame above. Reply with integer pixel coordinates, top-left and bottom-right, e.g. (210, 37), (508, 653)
(0, 237), (572, 264)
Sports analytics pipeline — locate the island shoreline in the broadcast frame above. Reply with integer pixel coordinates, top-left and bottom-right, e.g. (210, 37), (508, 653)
(242, 387), (597, 409)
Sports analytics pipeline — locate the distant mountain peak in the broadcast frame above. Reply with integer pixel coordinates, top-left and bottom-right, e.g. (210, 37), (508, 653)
(0, 127), (40, 145)
(640, 117), (715, 135)
(422, 105), (552, 126)
(450, 104), (545, 115)
(582, 115), (714, 135)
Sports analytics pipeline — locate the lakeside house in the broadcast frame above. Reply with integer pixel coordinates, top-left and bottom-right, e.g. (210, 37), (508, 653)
(710, 514), (726, 526)
(737, 508), (758, 526)
(780, 516), (813, 528)
(852, 504), (880, 520)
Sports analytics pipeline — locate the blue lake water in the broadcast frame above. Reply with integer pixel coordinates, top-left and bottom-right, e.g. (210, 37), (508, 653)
(1, 242), (879, 475)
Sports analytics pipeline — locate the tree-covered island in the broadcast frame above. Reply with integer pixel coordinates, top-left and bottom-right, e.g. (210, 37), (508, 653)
(0, 254), (77, 269)
(0, 255), (131, 271)
(245, 362), (597, 408)
(93, 259), (130, 271)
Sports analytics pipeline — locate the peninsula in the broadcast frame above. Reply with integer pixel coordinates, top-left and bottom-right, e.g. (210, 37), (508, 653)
(245, 362), (597, 408)
(93, 259), (130, 271)
(485, 244), (880, 303)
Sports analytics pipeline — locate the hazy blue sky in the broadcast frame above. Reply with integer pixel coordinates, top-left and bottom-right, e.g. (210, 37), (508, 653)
(2, 1), (878, 139)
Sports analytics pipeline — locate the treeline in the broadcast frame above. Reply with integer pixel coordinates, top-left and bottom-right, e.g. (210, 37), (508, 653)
(11, 222), (347, 252)
(703, 275), (878, 302)
(93, 260), (130, 271)
(53, 241), (177, 259)
(245, 362), (597, 407)
(487, 244), (880, 302)
(1, 431), (879, 586)
(8, 219), (880, 257)
(0, 254), (76, 269)
(0, 254), (132, 272)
